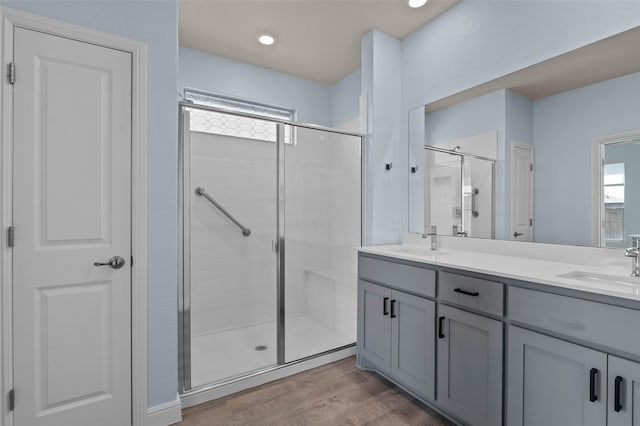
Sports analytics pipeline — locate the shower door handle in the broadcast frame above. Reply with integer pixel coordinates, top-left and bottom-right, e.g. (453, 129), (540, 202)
(471, 188), (479, 217)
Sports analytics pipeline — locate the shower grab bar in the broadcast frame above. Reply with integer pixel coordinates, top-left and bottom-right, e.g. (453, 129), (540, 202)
(463, 188), (480, 217)
(195, 187), (251, 236)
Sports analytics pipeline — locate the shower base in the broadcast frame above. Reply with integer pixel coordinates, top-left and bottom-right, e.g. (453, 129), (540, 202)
(190, 314), (354, 388)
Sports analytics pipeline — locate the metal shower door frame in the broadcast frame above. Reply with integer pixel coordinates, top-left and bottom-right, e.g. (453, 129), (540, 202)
(424, 145), (496, 238)
(178, 102), (364, 395)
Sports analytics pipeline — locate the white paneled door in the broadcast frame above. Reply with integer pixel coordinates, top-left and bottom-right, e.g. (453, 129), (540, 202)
(511, 142), (534, 242)
(12, 27), (132, 426)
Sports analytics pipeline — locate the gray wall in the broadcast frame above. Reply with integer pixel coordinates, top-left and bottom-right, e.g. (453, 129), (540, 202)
(361, 30), (403, 245)
(400, 1), (640, 240)
(534, 72), (640, 246)
(2, 0), (180, 408)
(402, 1), (640, 109)
(179, 47), (333, 126)
(331, 68), (361, 129)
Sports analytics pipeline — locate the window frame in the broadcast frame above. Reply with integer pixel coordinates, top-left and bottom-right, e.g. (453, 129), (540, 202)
(183, 89), (296, 145)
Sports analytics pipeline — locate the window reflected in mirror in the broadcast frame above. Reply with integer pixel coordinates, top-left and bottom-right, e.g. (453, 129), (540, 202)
(601, 140), (640, 248)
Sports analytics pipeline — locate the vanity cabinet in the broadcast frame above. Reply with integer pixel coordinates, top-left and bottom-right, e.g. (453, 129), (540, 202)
(608, 356), (640, 426)
(437, 305), (503, 426)
(438, 272), (504, 317)
(357, 251), (640, 426)
(507, 326), (607, 426)
(358, 280), (392, 373)
(508, 328), (640, 426)
(357, 280), (436, 400)
(391, 289), (436, 399)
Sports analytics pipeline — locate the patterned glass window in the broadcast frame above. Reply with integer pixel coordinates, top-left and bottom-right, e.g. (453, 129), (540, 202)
(184, 90), (294, 144)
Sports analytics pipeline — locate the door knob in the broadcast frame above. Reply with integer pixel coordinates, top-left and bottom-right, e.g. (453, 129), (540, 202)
(513, 232), (523, 237)
(94, 256), (126, 269)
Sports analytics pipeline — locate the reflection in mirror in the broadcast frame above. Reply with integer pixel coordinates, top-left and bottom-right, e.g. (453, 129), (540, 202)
(463, 155), (495, 239)
(408, 28), (640, 248)
(424, 147), (495, 239)
(597, 137), (640, 248)
(425, 148), (461, 237)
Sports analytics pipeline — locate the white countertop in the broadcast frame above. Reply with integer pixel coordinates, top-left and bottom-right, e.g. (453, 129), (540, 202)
(358, 244), (640, 302)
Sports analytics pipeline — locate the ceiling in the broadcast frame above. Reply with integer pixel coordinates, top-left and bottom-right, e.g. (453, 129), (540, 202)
(427, 26), (640, 112)
(179, 0), (459, 85)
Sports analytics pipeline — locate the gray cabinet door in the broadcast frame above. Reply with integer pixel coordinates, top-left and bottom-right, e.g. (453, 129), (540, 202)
(357, 280), (391, 373)
(608, 355), (640, 426)
(507, 326), (607, 426)
(437, 305), (503, 426)
(391, 290), (436, 400)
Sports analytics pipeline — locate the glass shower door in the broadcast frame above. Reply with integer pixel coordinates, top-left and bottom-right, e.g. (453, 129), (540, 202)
(282, 125), (362, 362)
(180, 104), (363, 393)
(463, 156), (495, 239)
(424, 148), (462, 236)
(183, 107), (278, 389)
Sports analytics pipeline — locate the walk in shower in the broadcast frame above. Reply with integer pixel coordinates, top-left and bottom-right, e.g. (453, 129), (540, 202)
(178, 101), (362, 393)
(424, 146), (495, 238)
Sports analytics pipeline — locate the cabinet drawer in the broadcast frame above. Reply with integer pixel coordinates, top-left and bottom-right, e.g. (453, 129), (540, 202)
(358, 255), (436, 298)
(509, 286), (640, 356)
(439, 271), (504, 316)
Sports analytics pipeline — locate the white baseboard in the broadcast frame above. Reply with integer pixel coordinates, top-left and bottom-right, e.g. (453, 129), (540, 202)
(145, 394), (182, 426)
(181, 346), (356, 409)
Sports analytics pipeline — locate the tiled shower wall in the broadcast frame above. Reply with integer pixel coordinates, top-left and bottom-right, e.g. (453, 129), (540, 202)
(189, 131), (278, 335)
(189, 127), (360, 344)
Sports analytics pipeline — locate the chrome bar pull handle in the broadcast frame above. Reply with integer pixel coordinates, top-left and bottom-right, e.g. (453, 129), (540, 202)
(94, 256), (125, 269)
(471, 188), (479, 217)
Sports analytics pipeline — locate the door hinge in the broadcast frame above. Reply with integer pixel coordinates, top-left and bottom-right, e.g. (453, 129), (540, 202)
(7, 226), (14, 247)
(7, 62), (15, 85)
(8, 389), (14, 411)
(130, 256), (134, 268)
(530, 163), (534, 172)
(530, 218), (533, 226)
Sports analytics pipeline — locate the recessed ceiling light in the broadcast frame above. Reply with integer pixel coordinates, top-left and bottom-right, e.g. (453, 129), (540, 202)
(408, 0), (428, 8)
(257, 33), (276, 46)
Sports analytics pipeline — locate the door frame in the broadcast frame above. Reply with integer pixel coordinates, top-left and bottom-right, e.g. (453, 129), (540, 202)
(591, 130), (640, 247)
(510, 141), (534, 241)
(0, 7), (150, 426)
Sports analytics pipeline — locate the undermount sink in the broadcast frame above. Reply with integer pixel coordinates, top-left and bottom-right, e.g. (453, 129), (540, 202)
(386, 246), (448, 256)
(558, 271), (640, 286)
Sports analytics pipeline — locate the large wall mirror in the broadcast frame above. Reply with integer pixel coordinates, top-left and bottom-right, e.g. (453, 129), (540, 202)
(408, 26), (640, 249)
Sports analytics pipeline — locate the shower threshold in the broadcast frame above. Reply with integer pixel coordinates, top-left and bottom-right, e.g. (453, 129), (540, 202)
(190, 315), (354, 388)
(181, 343), (356, 409)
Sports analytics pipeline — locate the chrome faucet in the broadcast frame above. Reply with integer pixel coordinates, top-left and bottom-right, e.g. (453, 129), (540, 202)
(625, 235), (640, 277)
(423, 225), (438, 251)
(453, 224), (467, 238)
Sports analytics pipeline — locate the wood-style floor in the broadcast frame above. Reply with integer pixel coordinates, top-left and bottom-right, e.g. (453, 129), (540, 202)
(178, 356), (453, 426)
